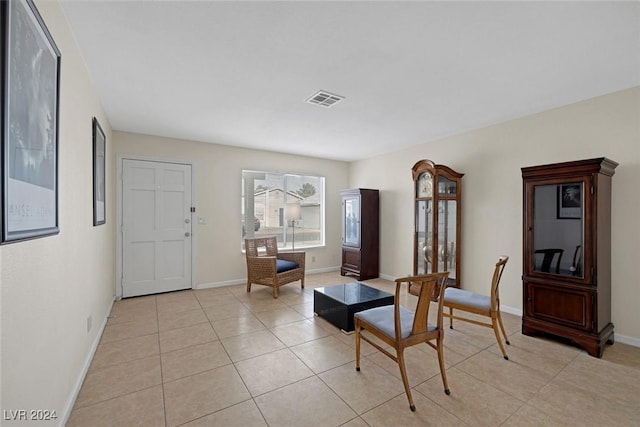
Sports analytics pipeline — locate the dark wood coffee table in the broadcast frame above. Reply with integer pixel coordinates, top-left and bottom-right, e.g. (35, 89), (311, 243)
(313, 282), (394, 333)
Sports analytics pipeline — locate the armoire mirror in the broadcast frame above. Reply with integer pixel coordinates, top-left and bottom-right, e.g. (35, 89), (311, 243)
(532, 182), (584, 278)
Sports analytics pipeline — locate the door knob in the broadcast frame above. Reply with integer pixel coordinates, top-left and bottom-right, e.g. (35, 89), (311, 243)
(185, 232), (191, 237)
(185, 219), (190, 224)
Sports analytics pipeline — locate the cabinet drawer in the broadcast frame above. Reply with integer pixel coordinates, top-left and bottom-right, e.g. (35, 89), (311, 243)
(525, 282), (593, 331)
(342, 248), (361, 269)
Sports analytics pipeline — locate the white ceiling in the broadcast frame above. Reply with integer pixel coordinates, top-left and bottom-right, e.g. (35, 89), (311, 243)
(60, 1), (640, 162)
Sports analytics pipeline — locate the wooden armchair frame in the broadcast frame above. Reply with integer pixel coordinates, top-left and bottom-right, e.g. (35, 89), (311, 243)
(355, 272), (451, 411)
(443, 256), (510, 359)
(245, 237), (305, 298)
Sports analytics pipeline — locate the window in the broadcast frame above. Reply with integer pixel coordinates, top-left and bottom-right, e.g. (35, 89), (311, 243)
(242, 170), (325, 250)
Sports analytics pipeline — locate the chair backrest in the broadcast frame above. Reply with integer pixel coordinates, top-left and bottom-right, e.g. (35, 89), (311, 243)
(245, 236), (279, 258)
(571, 245), (582, 276)
(397, 272), (449, 336)
(534, 248), (563, 273)
(490, 256), (509, 311)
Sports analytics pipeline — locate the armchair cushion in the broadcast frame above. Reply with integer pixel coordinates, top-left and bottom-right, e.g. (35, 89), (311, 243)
(276, 259), (299, 273)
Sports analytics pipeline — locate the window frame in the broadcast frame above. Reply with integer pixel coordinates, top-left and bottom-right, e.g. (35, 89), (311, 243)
(241, 170), (325, 251)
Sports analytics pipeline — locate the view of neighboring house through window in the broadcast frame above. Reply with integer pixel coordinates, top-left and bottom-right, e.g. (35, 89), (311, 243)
(242, 170), (325, 250)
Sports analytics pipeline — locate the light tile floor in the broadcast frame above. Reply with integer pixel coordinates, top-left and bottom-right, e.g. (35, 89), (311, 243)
(68, 272), (640, 426)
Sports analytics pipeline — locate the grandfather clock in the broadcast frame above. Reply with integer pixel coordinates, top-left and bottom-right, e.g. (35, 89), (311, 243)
(412, 160), (463, 288)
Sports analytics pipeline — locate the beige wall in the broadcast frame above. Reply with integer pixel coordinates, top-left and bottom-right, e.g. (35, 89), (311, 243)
(349, 87), (640, 343)
(0, 1), (115, 423)
(113, 132), (349, 293)
(0, 1), (637, 421)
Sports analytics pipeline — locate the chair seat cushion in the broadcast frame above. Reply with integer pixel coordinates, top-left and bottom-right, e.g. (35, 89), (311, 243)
(355, 306), (436, 339)
(276, 258), (299, 273)
(444, 287), (490, 311)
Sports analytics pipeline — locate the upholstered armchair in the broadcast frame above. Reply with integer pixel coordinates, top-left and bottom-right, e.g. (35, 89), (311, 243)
(245, 236), (305, 298)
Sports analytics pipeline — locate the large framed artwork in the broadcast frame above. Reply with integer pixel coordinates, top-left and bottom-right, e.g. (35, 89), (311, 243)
(1, 0), (61, 243)
(92, 118), (105, 226)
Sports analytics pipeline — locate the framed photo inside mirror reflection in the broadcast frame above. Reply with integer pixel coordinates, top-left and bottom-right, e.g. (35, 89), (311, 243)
(557, 183), (581, 219)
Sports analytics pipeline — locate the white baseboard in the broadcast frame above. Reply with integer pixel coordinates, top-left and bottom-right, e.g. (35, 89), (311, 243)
(196, 278), (246, 289)
(306, 266), (341, 275)
(195, 266), (342, 290)
(379, 273), (395, 281)
(196, 273), (640, 348)
(500, 304), (523, 317)
(496, 305), (640, 348)
(60, 297), (115, 427)
(615, 333), (640, 347)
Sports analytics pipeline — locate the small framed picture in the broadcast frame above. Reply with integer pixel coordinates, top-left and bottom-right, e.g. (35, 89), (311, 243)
(92, 118), (106, 226)
(557, 183), (582, 219)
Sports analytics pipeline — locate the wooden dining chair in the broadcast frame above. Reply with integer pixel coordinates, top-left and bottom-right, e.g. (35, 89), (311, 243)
(443, 256), (510, 359)
(534, 248), (563, 273)
(354, 272), (451, 411)
(570, 245), (582, 276)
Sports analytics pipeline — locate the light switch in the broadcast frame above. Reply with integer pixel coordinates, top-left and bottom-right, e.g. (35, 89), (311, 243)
(198, 217), (207, 225)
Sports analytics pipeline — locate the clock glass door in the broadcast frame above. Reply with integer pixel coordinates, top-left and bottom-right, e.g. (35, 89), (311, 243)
(416, 199), (433, 274)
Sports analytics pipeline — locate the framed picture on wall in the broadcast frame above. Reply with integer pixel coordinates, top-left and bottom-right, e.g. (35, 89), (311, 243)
(1, 0), (61, 243)
(557, 183), (582, 219)
(92, 118), (106, 226)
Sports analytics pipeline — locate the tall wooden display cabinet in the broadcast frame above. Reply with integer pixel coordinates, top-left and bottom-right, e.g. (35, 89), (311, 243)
(521, 157), (617, 357)
(340, 189), (379, 280)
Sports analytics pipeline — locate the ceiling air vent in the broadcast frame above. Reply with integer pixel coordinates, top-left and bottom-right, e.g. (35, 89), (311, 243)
(306, 90), (344, 108)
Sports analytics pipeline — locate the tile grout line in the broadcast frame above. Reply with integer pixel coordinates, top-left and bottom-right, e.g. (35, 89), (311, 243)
(153, 295), (170, 427)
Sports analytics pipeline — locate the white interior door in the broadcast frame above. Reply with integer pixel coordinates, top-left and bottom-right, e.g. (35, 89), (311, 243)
(122, 159), (192, 298)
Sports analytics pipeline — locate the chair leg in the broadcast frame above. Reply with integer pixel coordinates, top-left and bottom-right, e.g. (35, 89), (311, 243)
(436, 335), (450, 395)
(397, 349), (415, 411)
(355, 320), (361, 372)
(448, 307), (454, 329)
(246, 281), (252, 293)
(272, 286), (279, 299)
(497, 310), (510, 345)
(491, 313), (509, 360)
(301, 276), (305, 289)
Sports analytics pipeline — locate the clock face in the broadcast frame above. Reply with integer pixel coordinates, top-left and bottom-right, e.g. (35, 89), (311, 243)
(417, 172), (432, 198)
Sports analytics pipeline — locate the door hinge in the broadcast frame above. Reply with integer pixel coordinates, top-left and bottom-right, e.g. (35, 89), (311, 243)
(190, 207), (196, 213)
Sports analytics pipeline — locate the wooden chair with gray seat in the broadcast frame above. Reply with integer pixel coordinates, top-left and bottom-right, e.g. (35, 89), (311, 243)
(245, 236), (305, 298)
(354, 272), (451, 412)
(443, 256), (510, 360)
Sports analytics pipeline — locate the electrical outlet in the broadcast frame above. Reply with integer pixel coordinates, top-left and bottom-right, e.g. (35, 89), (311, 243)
(198, 217), (207, 225)
(86, 315), (92, 333)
